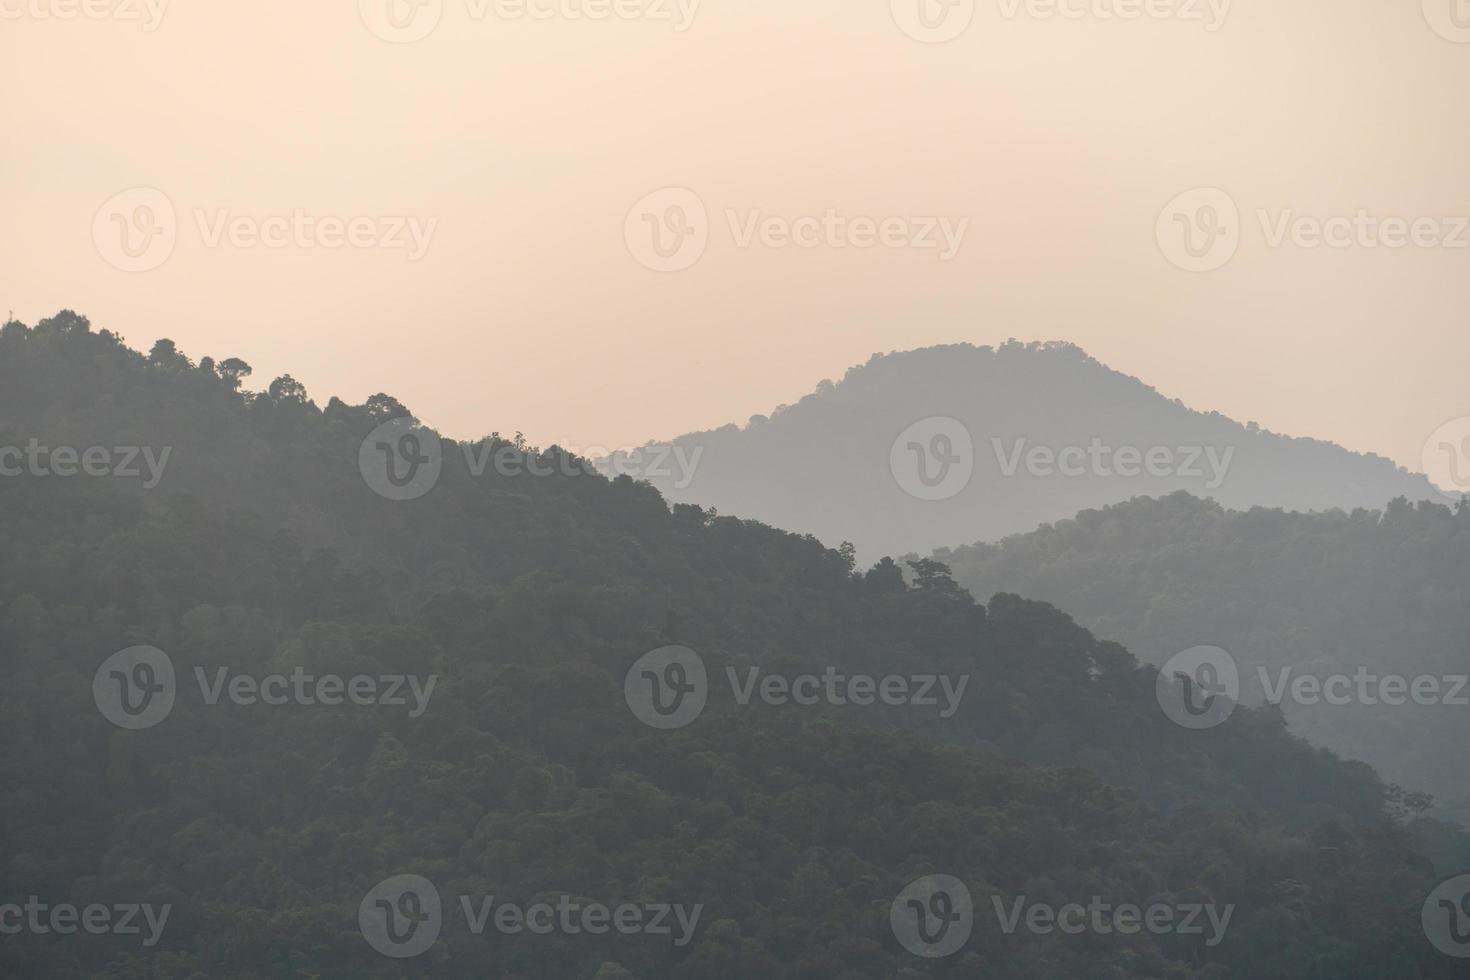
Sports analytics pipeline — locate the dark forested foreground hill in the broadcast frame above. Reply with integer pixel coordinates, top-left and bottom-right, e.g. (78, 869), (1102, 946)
(935, 492), (1470, 824)
(603, 342), (1439, 564)
(0, 313), (1466, 979)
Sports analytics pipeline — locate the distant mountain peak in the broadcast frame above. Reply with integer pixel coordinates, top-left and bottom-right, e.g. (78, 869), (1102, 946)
(611, 342), (1437, 563)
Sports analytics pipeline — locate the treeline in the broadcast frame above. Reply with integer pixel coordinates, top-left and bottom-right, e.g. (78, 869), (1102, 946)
(0, 314), (1461, 978)
(936, 491), (1470, 825)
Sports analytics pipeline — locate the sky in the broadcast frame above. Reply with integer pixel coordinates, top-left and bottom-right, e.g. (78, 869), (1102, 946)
(5, 0), (1470, 487)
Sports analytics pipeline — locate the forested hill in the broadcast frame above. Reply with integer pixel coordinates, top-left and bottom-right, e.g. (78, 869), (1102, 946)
(0, 312), (1461, 978)
(605, 341), (1438, 563)
(934, 491), (1470, 824)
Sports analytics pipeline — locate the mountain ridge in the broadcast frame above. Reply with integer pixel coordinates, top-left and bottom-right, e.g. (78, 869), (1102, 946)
(606, 340), (1439, 564)
(1, 310), (1462, 977)
(932, 490), (1470, 823)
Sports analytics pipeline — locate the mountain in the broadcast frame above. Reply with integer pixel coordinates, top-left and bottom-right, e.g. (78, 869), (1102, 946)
(934, 491), (1470, 823)
(604, 342), (1440, 564)
(0, 312), (1463, 979)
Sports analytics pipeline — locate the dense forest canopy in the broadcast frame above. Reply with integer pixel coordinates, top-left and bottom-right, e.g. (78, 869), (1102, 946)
(934, 491), (1470, 824)
(0, 313), (1464, 978)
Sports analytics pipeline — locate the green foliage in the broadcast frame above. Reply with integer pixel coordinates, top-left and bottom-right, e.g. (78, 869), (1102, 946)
(0, 320), (1460, 978)
(936, 491), (1470, 824)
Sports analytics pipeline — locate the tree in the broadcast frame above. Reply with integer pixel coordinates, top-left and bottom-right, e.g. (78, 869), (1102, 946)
(149, 338), (190, 369)
(35, 309), (89, 335)
(218, 358), (253, 389)
(864, 557), (906, 593)
(906, 557), (967, 601)
(364, 393), (410, 420)
(267, 374), (308, 404)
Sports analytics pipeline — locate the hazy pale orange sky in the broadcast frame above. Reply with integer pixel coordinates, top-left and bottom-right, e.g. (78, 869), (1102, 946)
(5, 0), (1469, 484)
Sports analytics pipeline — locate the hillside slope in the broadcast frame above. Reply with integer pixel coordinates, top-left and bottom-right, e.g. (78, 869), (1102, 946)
(0, 313), (1460, 979)
(936, 491), (1470, 822)
(606, 342), (1438, 563)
